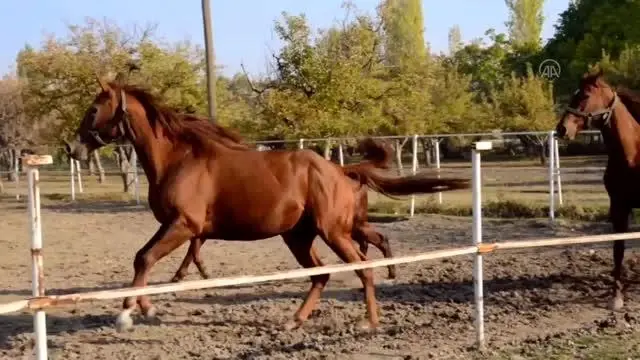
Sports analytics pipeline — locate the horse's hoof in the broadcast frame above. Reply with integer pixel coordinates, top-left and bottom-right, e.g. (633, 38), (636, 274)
(115, 309), (134, 333)
(142, 305), (157, 319)
(171, 272), (186, 282)
(357, 319), (380, 332)
(609, 297), (624, 311)
(283, 319), (302, 331)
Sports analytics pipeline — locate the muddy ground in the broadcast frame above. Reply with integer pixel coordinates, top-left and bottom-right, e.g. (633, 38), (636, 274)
(1, 199), (640, 360)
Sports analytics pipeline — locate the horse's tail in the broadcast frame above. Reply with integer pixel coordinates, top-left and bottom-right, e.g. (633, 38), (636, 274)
(356, 137), (393, 169)
(344, 166), (470, 198)
(340, 137), (393, 175)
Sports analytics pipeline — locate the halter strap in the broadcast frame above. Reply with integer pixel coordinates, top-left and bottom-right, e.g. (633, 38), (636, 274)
(564, 92), (618, 129)
(87, 89), (136, 145)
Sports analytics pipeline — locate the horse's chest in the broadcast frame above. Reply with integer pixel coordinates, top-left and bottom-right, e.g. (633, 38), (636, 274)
(604, 167), (640, 206)
(147, 187), (172, 222)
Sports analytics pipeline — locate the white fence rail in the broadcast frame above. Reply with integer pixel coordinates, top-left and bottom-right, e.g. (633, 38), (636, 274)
(3, 129), (592, 221)
(0, 140), (631, 359)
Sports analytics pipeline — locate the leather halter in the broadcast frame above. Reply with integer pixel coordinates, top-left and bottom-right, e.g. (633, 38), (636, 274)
(88, 89), (137, 145)
(564, 91), (618, 129)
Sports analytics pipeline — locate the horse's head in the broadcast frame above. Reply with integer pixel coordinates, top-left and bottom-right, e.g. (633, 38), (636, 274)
(65, 75), (131, 161)
(555, 67), (618, 140)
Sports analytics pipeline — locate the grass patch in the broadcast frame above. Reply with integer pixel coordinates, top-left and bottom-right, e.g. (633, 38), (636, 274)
(368, 198), (612, 222)
(489, 331), (640, 360)
(41, 192), (142, 204)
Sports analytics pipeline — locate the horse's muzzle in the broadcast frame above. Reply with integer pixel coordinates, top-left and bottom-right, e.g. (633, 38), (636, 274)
(65, 138), (90, 161)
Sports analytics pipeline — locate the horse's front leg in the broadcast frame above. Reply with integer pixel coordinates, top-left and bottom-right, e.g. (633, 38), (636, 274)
(610, 203), (630, 311)
(116, 217), (195, 332)
(171, 237), (210, 282)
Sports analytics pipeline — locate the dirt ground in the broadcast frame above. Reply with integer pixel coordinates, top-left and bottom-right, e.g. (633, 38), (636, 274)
(3, 198), (640, 360)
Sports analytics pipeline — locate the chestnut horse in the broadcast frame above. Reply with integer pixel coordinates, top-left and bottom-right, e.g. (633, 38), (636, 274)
(555, 68), (640, 311)
(65, 77), (471, 332)
(170, 137), (400, 283)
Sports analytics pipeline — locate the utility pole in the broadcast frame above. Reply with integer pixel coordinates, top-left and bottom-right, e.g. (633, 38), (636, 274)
(201, 0), (217, 122)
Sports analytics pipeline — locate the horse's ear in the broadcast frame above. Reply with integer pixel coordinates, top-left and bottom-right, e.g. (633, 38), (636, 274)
(95, 73), (109, 92)
(114, 72), (126, 87)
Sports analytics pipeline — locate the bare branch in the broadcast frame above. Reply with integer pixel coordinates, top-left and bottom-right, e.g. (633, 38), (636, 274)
(240, 63), (266, 96)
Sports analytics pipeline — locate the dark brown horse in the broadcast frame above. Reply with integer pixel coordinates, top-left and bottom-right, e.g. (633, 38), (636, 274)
(555, 67), (640, 311)
(65, 76), (471, 332)
(170, 137), (401, 283)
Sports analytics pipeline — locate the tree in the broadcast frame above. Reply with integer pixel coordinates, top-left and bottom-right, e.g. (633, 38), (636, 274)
(599, 45), (640, 89)
(448, 25), (462, 55)
(379, 0), (427, 69)
(449, 29), (512, 101)
(505, 0), (545, 53)
(490, 66), (557, 164)
(0, 75), (42, 181)
(254, 10), (388, 141)
(543, 0), (640, 96)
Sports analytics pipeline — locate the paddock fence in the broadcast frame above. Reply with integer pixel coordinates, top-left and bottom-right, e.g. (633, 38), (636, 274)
(0, 129), (609, 222)
(0, 141), (633, 360)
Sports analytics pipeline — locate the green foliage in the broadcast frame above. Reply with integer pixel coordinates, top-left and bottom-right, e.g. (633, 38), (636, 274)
(504, 0), (545, 53)
(369, 197), (609, 222)
(448, 25), (463, 55)
(14, 17), (254, 146)
(599, 45), (640, 89)
(449, 29), (512, 101)
(379, 0), (427, 69)
(10, 0), (640, 147)
(490, 66), (556, 132)
(544, 0), (640, 95)
(256, 11), (388, 139)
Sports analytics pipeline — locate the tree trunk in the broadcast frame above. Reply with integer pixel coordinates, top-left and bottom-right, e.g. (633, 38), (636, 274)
(117, 146), (134, 194)
(1, 150), (10, 181)
(88, 155), (95, 175)
(395, 138), (408, 175)
(8, 148), (19, 182)
(539, 142), (547, 166)
(91, 150), (106, 183)
(419, 138), (432, 167)
(323, 140), (332, 160)
(0, 151), (4, 193)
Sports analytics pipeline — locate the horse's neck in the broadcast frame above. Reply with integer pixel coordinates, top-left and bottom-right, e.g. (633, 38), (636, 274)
(127, 115), (185, 185)
(609, 100), (640, 167)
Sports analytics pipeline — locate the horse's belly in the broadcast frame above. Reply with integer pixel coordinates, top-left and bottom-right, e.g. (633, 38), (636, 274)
(210, 197), (304, 240)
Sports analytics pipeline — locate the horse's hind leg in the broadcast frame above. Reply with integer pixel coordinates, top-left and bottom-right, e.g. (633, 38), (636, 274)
(281, 228), (329, 330)
(353, 222), (396, 279)
(323, 229), (379, 330)
(171, 237), (210, 282)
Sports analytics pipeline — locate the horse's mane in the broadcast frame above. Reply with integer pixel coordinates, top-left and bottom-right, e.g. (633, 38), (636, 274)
(110, 82), (250, 152)
(616, 86), (640, 122)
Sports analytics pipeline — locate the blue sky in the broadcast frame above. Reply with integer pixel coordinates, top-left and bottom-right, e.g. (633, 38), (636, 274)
(0, 0), (570, 77)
